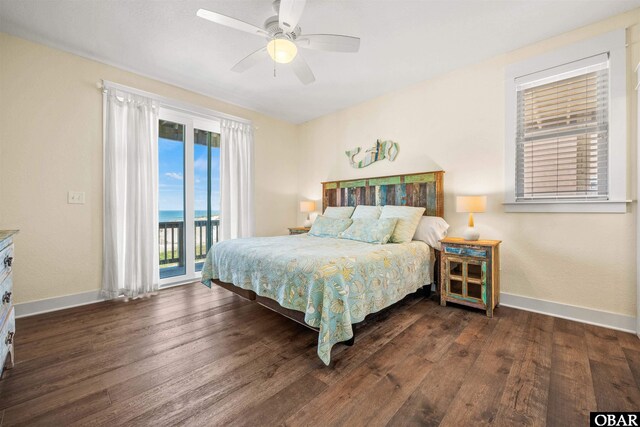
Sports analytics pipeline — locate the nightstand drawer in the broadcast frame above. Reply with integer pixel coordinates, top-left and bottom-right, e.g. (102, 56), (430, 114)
(443, 245), (486, 258)
(288, 227), (310, 235)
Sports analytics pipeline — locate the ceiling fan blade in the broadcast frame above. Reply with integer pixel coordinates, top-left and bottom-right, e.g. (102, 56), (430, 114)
(291, 55), (315, 85)
(296, 34), (360, 53)
(197, 9), (269, 37)
(231, 47), (269, 73)
(279, 0), (306, 33)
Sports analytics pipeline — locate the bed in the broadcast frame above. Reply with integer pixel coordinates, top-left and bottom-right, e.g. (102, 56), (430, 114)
(201, 170), (445, 365)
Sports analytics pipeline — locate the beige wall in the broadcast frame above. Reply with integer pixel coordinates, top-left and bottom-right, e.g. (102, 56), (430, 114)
(0, 33), (299, 304)
(298, 9), (640, 317)
(2, 8), (640, 317)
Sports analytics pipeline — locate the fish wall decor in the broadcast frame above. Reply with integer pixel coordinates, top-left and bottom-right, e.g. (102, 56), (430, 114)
(345, 139), (399, 168)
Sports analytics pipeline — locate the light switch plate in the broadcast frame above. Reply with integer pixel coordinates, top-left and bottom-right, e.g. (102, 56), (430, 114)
(68, 191), (85, 204)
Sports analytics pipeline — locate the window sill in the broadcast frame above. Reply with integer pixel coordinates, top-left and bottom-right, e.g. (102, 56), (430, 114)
(503, 200), (631, 213)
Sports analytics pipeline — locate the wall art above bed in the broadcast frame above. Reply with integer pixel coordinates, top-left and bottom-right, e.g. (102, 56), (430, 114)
(345, 139), (399, 168)
(322, 170), (444, 218)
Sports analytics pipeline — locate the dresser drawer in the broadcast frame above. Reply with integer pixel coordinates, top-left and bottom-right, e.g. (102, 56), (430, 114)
(0, 274), (12, 328)
(0, 244), (14, 284)
(443, 245), (486, 258)
(0, 305), (15, 377)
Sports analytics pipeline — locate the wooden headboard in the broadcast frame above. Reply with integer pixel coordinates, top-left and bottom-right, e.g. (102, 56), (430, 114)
(322, 170), (444, 217)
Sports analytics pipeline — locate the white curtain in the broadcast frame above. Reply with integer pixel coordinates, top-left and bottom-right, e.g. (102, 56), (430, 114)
(220, 119), (255, 240)
(102, 87), (160, 299)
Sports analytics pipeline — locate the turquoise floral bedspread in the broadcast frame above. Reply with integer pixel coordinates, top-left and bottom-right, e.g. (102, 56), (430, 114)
(201, 235), (433, 365)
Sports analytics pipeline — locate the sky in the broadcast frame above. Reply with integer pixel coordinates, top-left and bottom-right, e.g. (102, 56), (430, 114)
(158, 136), (220, 213)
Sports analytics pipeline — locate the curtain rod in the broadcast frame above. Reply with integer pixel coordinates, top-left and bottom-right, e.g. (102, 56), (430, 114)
(99, 80), (253, 126)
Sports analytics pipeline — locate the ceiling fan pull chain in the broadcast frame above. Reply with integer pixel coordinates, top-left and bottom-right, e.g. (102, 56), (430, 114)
(273, 39), (277, 78)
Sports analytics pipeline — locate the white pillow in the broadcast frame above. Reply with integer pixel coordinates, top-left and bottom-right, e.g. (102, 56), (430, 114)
(380, 205), (426, 243)
(351, 205), (381, 219)
(323, 206), (355, 219)
(413, 216), (449, 250)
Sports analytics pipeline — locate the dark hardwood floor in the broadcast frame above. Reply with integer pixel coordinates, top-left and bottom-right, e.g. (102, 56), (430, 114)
(1, 283), (639, 426)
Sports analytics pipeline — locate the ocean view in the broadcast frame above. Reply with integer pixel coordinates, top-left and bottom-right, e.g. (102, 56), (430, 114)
(159, 210), (220, 222)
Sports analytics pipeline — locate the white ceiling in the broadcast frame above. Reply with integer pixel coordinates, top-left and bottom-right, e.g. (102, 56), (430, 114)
(1, 0), (639, 124)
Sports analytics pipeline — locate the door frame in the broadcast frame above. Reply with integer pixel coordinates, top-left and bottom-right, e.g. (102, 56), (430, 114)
(158, 107), (220, 288)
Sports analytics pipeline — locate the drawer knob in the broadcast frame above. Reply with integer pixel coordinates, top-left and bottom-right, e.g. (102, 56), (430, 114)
(5, 331), (14, 345)
(1, 291), (10, 304)
(4, 256), (13, 268)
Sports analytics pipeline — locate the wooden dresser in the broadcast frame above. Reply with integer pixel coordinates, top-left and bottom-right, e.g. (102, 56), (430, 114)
(0, 230), (17, 378)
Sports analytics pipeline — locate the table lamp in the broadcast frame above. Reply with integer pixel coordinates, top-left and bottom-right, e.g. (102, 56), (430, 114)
(300, 201), (316, 227)
(456, 196), (487, 241)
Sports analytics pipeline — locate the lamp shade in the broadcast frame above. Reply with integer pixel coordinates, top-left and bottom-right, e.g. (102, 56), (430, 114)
(299, 201), (316, 213)
(456, 196), (486, 213)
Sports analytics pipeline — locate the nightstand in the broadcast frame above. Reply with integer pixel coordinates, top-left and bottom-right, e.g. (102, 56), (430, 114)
(288, 227), (310, 235)
(440, 237), (501, 317)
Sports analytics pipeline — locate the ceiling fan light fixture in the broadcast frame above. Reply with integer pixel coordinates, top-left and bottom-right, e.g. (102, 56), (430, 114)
(267, 38), (298, 64)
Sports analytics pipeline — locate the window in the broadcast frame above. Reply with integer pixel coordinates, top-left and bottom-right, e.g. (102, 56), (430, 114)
(516, 56), (608, 201)
(505, 29), (627, 213)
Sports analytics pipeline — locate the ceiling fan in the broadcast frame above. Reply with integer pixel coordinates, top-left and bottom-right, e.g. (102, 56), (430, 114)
(196, 0), (360, 85)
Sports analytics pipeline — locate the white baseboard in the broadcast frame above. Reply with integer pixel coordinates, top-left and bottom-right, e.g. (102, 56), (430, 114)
(14, 288), (638, 334)
(13, 282), (189, 318)
(500, 292), (637, 334)
(14, 290), (106, 318)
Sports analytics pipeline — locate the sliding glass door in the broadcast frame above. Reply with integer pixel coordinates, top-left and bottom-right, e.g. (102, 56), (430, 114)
(158, 108), (220, 284)
(194, 127), (221, 272)
(158, 119), (186, 278)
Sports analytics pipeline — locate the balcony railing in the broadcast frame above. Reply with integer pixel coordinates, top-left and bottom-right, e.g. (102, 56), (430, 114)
(159, 219), (219, 266)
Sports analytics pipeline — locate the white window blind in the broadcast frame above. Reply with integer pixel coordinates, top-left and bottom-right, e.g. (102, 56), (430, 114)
(515, 54), (609, 201)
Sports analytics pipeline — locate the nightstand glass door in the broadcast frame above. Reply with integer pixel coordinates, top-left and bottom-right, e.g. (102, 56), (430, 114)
(445, 257), (487, 304)
(445, 258), (464, 298)
(466, 259), (486, 303)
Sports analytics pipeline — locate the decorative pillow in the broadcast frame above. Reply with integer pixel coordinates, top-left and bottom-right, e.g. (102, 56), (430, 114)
(351, 205), (382, 219)
(380, 205), (426, 243)
(338, 218), (399, 244)
(323, 206), (355, 219)
(308, 215), (353, 238)
(413, 216), (449, 250)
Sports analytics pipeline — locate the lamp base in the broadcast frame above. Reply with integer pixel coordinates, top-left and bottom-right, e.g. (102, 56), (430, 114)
(303, 218), (312, 227)
(463, 227), (480, 241)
